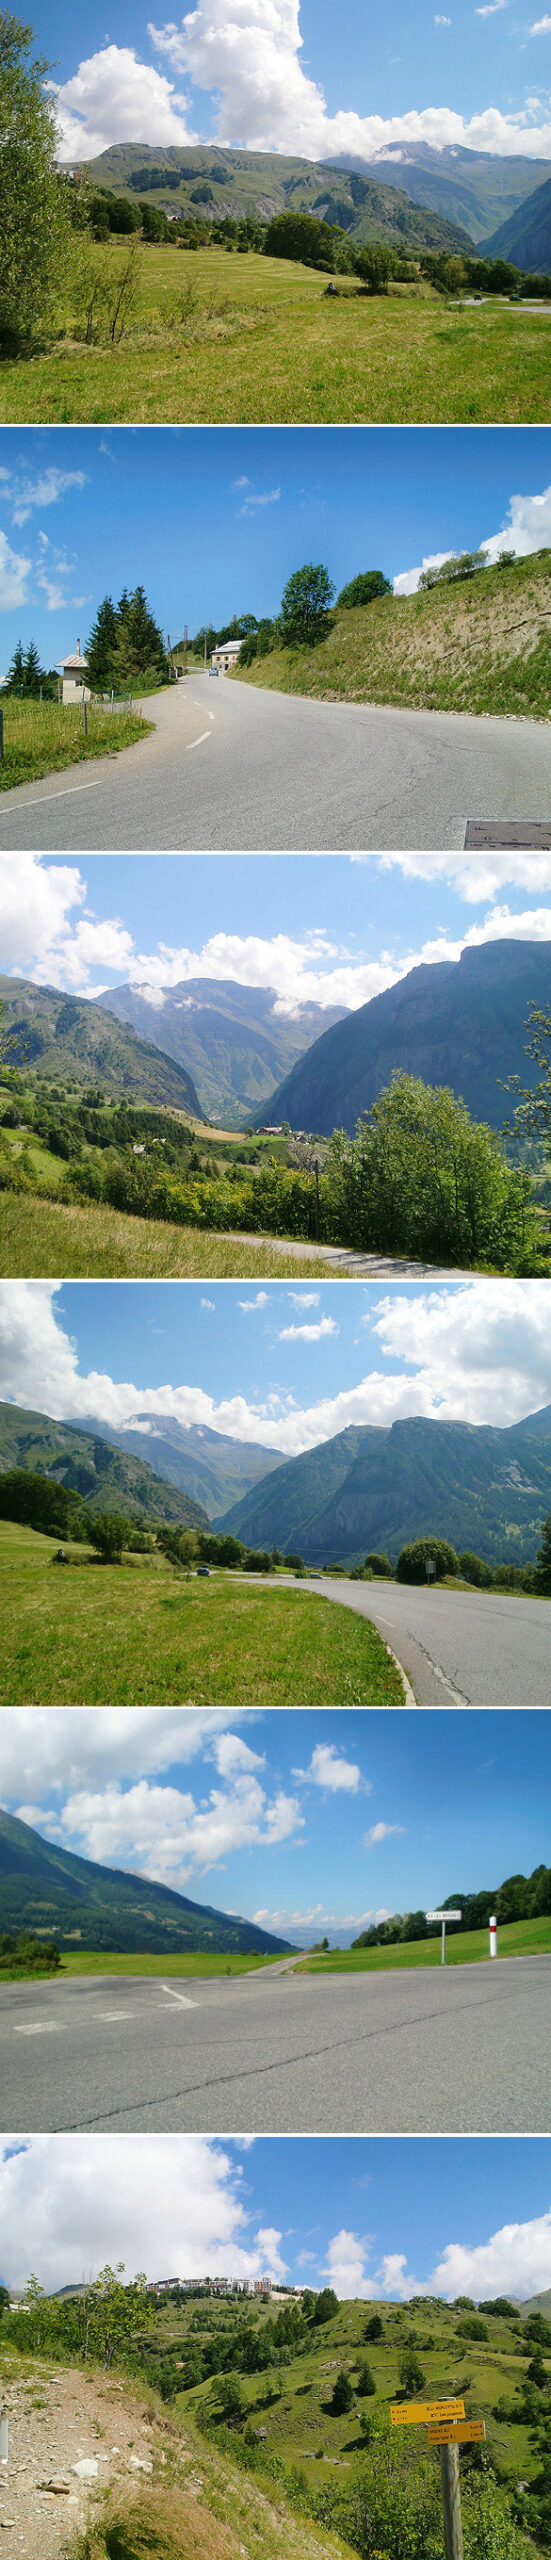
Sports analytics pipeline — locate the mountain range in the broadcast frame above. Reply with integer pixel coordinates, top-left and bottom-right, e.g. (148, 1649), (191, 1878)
(0, 1808), (292, 1955)
(0, 1402), (209, 1527)
(219, 1404), (551, 1566)
(0, 977), (204, 1116)
(97, 978), (348, 1128)
(82, 142), (472, 253)
(82, 139), (551, 254)
(257, 939), (551, 1137)
(484, 174), (551, 273)
(78, 1416), (286, 1519)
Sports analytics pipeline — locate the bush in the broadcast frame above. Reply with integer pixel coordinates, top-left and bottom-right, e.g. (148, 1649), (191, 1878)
(457, 2317), (489, 2341)
(396, 1537), (459, 1585)
(264, 210), (337, 271)
(331, 2368), (354, 2414)
(337, 571), (392, 608)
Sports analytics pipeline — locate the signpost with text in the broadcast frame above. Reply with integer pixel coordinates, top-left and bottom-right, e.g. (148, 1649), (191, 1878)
(426, 1910), (462, 1965)
(390, 2402), (486, 2560)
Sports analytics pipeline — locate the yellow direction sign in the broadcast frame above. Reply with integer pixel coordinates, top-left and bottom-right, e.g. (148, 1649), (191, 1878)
(390, 2401), (465, 2428)
(428, 2421), (486, 2448)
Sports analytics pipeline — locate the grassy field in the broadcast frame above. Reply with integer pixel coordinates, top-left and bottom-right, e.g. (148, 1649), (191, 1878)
(0, 1521), (405, 1705)
(0, 1189), (345, 1277)
(1, 246), (551, 422)
(294, 1914), (551, 1973)
(60, 1949), (287, 1977)
(0, 695), (151, 790)
(235, 547), (551, 721)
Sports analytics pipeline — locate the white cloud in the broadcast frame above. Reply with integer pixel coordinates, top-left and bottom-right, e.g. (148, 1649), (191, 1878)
(476, 1), (508, 14)
(2, 1276), (551, 1459)
(27, 1767), (301, 1889)
(530, 12), (551, 24)
(363, 1821), (406, 1846)
(289, 1294), (320, 1308)
(293, 1743), (365, 1794)
(53, 43), (196, 162)
(434, 14), (452, 22)
(8, 471), (86, 531)
(324, 2229), (380, 2299)
(201, 1298), (215, 1310)
(0, 856), (135, 993)
(239, 1292), (269, 1311)
(238, 488), (281, 517)
(278, 1317), (338, 1342)
(379, 854), (551, 902)
(429, 2208), (551, 2300)
(0, 531), (31, 614)
(0, 1709), (255, 1803)
(0, 2136), (285, 2292)
(394, 482), (551, 595)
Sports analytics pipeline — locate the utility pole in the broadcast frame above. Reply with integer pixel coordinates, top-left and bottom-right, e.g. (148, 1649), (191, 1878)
(440, 2445), (464, 2560)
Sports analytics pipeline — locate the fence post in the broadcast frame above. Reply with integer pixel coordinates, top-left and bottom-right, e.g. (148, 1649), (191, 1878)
(82, 698), (88, 736)
(0, 710), (3, 764)
(440, 2446), (464, 2560)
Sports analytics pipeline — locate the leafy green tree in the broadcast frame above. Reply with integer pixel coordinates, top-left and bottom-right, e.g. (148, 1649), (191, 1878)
(325, 1071), (540, 1272)
(459, 1551), (494, 1588)
(364, 1552), (392, 1576)
(331, 2367), (354, 2414)
(364, 2314), (384, 2342)
(398, 2347), (425, 2395)
(355, 243), (393, 293)
(0, 1469), (72, 1539)
(212, 2372), (246, 2425)
(280, 563), (335, 648)
(536, 1514), (551, 1594)
(87, 1512), (130, 1563)
(396, 1537), (459, 1585)
(313, 2287), (339, 2325)
(264, 209), (336, 270)
(419, 548), (488, 589)
(0, 13), (72, 350)
(337, 570), (392, 607)
(456, 2315), (488, 2341)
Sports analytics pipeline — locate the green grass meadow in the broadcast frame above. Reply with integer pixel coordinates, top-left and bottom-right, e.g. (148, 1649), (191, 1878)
(0, 695), (151, 790)
(0, 1190), (343, 1278)
(0, 1521), (405, 1705)
(60, 1949), (285, 1977)
(1, 247), (550, 421)
(295, 1914), (551, 1974)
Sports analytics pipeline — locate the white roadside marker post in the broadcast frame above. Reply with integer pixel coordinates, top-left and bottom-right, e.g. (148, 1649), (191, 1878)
(489, 1913), (497, 1957)
(426, 1910), (462, 1967)
(0, 2408), (8, 2465)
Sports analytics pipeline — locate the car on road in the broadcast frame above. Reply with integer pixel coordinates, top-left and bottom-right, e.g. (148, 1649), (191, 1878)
(209, 667), (219, 678)
(197, 1564), (211, 1576)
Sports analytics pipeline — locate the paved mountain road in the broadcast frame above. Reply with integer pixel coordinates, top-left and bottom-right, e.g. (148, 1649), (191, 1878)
(1, 674), (550, 849)
(1, 1958), (549, 2132)
(246, 1575), (551, 1703)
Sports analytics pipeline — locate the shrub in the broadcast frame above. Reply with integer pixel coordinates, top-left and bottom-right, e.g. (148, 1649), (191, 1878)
(396, 1537), (459, 1585)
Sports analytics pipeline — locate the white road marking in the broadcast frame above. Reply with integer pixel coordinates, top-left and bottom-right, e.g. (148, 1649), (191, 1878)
(13, 2021), (66, 2036)
(186, 731), (212, 753)
(97, 2011), (136, 2022)
(0, 781), (101, 813)
(159, 1985), (198, 2008)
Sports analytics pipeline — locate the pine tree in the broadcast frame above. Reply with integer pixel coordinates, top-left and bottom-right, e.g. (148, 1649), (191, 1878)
(536, 1514), (551, 1594)
(86, 597), (119, 692)
(4, 638), (26, 692)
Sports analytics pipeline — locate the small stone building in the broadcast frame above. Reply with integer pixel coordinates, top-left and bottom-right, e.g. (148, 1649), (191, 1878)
(58, 641), (90, 705)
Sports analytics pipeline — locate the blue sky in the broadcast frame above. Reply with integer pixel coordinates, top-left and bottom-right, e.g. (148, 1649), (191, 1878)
(3, 850), (551, 1009)
(1, 428), (551, 678)
(2, 1277), (551, 1452)
(3, 2131), (551, 2297)
(28, 0), (551, 165)
(2, 1269), (551, 1455)
(1, 1705), (549, 1943)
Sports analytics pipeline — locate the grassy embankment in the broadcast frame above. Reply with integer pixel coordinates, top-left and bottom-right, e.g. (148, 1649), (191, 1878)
(1, 244), (550, 423)
(0, 1520), (405, 1706)
(0, 696), (152, 791)
(295, 1913), (551, 1973)
(0, 1190), (342, 1278)
(234, 547), (551, 722)
(0, 1949), (286, 1981)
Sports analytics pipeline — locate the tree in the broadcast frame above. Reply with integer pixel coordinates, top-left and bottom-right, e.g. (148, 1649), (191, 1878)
(280, 563), (335, 648)
(325, 1073), (539, 1274)
(364, 2315), (384, 2342)
(419, 549), (488, 589)
(331, 2367), (354, 2414)
(0, 1468), (72, 1539)
(459, 1551), (494, 1589)
(313, 2287), (339, 2325)
(396, 1537), (459, 1585)
(87, 1512), (130, 1563)
(364, 1552), (392, 1577)
(357, 2359), (377, 2395)
(536, 1515), (551, 1594)
(399, 2347), (425, 2395)
(86, 597), (119, 691)
(0, 14), (72, 351)
(337, 571), (392, 608)
(456, 2315), (488, 2340)
(264, 210), (337, 271)
(355, 243), (393, 293)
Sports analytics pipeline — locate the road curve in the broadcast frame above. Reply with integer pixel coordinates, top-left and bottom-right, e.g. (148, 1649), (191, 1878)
(0, 673), (550, 850)
(247, 1575), (551, 1704)
(1, 1958), (549, 2132)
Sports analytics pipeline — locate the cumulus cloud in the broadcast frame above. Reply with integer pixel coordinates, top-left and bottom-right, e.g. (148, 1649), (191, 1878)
(278, 1317), (338, 1342)
(293, 1744), (365, 1794)
(1, 1276), (551, 1459)
(394, 482), (551, 595)
(53, 43), (196, 161)
(239, 1293), (269, 1311)
(0, 856), (135, 993)
(0, 1709), (257, 1804)
(379, 854), (551, 902)
(363, 1821), (406, 1846)
(0, 531), (31, 615)
(0, 2136), (286, 2292)
(46, 3), (551, 165)
(429, 2208), (551, 2300)
(530, 12), (551, 24)
(25, 1767), (302, 1888)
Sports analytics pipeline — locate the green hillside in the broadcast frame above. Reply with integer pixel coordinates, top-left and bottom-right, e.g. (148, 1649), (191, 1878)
(83, 1417), (286, 1520)
(0, 1806), (292, 1954)
(259, 939), (551, 1137)
(82, 142), (471, 251)
(356, 140), (551, 241)
(220, 1408), (551, 1565)
(0, 1400), (209, 1527)
(484, 173), (551, 272)
(234, 546), (551, 723)
(0, 977), (205, 1114)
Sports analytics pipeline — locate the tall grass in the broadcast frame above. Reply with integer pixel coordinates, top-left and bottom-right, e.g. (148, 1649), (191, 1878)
(0, 695), (150, 790)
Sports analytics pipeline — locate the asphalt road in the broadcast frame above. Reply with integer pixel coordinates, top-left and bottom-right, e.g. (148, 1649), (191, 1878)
(1, 674), (550, 850)
(1, 1958), (549, 2132)
(250, 1574), (551, 1705)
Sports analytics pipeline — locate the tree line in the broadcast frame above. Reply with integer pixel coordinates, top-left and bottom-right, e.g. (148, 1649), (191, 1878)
(352, 1859), (551, 1950)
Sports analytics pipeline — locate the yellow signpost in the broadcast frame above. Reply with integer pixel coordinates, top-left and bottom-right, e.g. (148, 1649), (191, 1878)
(390, 2401), (465, 2427)
(428, 2422), (486, 2448)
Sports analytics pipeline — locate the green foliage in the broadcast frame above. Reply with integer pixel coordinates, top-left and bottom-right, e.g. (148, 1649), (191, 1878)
(264, 209), (337, 271)
(331, 2367), (355, 2414)
(0, 12), (72, 350)
(459, 1551), (494, 1588)
(337, 572), (392, 608)
(418, 548), (489, 590)
(279, 561), (335, 647)
(313, 2288), (339, 2325)
(0, 1467), (73, 1539)
(456, 2316), (489, 2341)
(86, 584), (169, 692)
(357, 2361), (377, 2395)
(0, 1926), (60, 1974)
(354, 242), (393, 293)
(364, 1551), (392, 1576)
(536, 1512), (551, 1593)
(364, 2314), (384, 2341)
(398, 2348), (425, 2395)
(325, 1072), (542, 1272)
(396, 1536), (459, 1585)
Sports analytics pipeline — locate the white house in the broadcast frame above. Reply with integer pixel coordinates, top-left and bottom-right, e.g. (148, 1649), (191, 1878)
(58, 640), (90, 705)
(211, 639), (243, 672)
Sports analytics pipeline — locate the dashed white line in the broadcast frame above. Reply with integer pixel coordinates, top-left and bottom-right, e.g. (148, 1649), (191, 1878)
(0, 780), (101, 814)
(186, 731), (212, 753)
(13, 2021), (66, 2036)
(159, 1986), (198, 2008)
